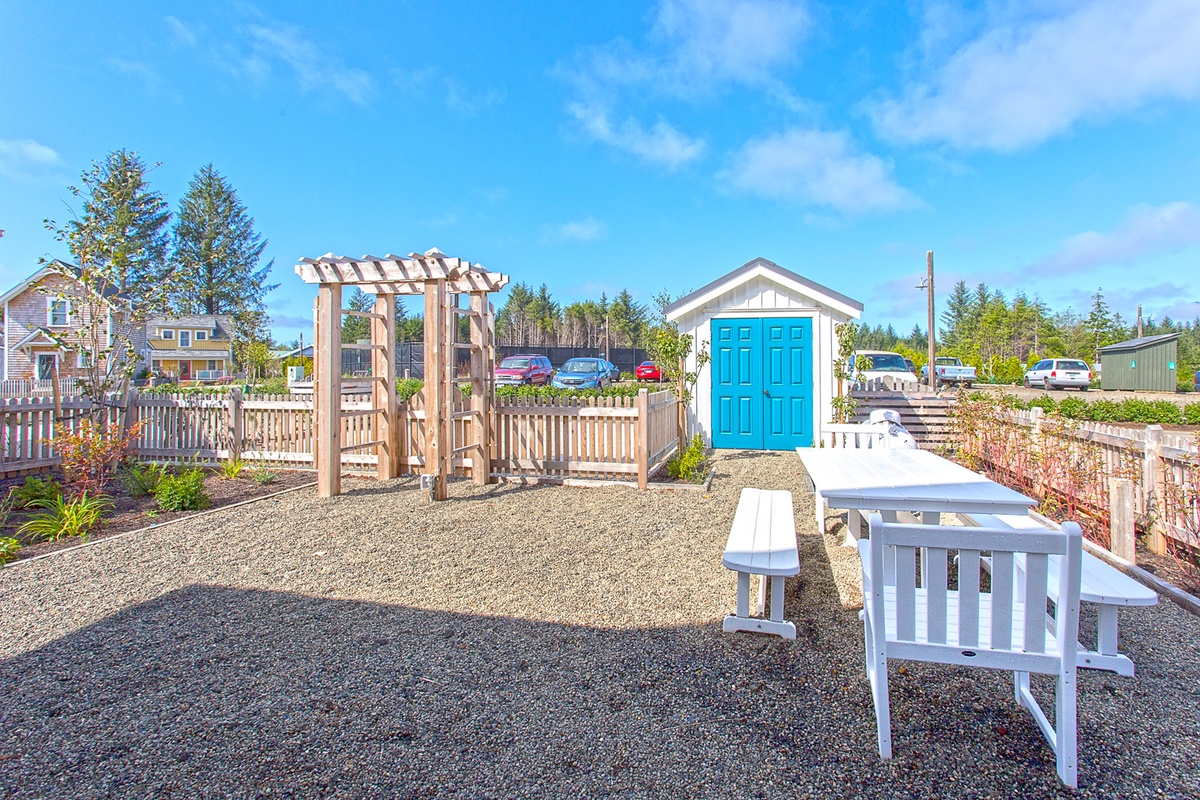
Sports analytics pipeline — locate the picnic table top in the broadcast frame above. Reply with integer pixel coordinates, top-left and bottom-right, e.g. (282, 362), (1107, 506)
(796, 447), (1036, 516)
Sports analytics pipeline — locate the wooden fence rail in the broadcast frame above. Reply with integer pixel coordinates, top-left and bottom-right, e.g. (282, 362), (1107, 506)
(0, 378), (77, 398)
(0, 388), (679, 487)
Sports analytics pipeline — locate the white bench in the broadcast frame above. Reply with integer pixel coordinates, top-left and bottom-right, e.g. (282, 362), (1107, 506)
(722, 488), (800, 639)
(962, 512), (1158, 676)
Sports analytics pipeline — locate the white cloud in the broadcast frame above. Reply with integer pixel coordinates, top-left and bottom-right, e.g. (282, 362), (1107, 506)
(871, 0), (1200, 150)
(543, 216), (609, 244)
(721, 128), (917, 213)
(1029, 202), (1200, 276)
(165, 15), (198, 47)
(246, 23), (373, 105)
(0, 138), (65, 181)
(444, 79), (505, 116)
(569, 102), (706, 168)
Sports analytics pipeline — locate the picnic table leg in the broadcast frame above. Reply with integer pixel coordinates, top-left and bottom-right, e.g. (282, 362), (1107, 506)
(843, 508), (864, 546)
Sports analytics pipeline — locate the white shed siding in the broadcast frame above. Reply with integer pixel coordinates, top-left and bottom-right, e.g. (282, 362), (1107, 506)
(669, 267), (860, 446)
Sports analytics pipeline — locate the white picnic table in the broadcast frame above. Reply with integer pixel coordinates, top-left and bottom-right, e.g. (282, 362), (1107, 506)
(795, 447), (1037, 539)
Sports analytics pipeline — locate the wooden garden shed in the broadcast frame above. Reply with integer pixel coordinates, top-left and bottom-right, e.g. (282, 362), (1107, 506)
(664, 257), (862, 451)
(1098, 333), (1181, 392)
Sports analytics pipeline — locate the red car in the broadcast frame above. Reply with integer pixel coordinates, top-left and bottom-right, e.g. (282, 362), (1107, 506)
(494, 354), (553, 386)
(635, 361), (662, 381)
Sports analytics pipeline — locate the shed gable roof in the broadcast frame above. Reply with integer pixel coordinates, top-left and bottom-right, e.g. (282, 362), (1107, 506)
(664, 257), (863, 321)
(1098, 332), (1181, 352)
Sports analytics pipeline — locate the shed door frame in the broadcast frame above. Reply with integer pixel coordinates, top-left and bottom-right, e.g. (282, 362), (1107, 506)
(710, 316), (812, 450)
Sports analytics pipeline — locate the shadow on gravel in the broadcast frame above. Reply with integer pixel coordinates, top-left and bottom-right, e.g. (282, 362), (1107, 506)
(2, 579), (1169, 799)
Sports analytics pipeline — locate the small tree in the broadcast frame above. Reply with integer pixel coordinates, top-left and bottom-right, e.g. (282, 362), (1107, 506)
(41, 151), (172, 422)
(831, 321), (861, 423)
(647, 291), (710, 455)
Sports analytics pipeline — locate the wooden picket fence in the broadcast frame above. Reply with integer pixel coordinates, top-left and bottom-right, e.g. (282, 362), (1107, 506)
(0, 388), (680, 486)
(0, 378), (77, 398)
(957, 405), (1200, 556)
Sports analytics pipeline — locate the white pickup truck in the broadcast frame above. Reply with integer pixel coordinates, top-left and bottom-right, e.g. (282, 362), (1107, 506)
(919, 357), (977, 387)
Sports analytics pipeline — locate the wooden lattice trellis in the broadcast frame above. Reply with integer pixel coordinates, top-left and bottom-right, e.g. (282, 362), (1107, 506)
(295, 248), (508, 498)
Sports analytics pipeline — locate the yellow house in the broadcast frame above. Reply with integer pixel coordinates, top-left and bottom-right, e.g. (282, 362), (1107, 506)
(145, 314), (235, 381)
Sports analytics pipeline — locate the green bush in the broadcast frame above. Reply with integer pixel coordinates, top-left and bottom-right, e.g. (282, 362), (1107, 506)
(17, 492), (111, 541)
(0, 537), (20, 564)
(1085, 399), (1122, 422)
(155, 468), (211, 512)
(120, 462), (167, 497)
(247, 377), (290, 396)
(250, 468), (278, 486)
(397, 378), (423, 402)
(11, 476), (63, 509)
(495, 383), (642, 400)
(1117, 399), (1182, 425)
(1056, 397), (1088, 419)
(1027, 396), (1056, 414)
(1184, 403), (1200, 425)
(666, 434), (709, 483)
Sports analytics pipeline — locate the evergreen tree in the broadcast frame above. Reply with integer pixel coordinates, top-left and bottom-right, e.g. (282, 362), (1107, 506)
(66, 149), (171, 296)
(342, 288), (374, 343)
(939, 280), (972, 350)
(169, 164), (277, 315)
(608, 289), (648, 348)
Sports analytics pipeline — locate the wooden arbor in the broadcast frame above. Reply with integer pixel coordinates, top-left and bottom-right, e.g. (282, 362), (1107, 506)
(295, 248), (508, 498)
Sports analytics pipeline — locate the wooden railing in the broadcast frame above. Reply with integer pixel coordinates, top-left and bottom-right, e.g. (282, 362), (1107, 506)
(0, 378), (77, 398)
(0, 388), (679, 487)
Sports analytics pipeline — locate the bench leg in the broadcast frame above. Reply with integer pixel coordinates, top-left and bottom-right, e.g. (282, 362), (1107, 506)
(736, 571), (750, 619)
(769, 576), (786, 621)
(723, 571), (797, 640)
(756, 574), (767, 617)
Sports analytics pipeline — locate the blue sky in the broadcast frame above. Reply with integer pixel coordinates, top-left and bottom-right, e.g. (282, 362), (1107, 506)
(3, 0), (1200, 346)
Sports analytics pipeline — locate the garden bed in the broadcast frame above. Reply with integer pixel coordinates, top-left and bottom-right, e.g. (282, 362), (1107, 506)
(1, 468), (315, 563)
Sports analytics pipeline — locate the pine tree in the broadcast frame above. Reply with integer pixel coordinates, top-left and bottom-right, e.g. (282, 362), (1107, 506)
(169, 164), (277, 315)
(342, 288), (374, 343)
(66, 149), (171, 296)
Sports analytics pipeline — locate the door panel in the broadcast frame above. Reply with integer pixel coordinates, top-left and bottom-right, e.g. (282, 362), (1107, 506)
(711, 319), (762, 448)
(711, 317), (812, 450)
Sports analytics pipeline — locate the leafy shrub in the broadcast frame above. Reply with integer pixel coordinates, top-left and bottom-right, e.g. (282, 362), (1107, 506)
(1027, 396), (1056, 414)
(495, 383), (642, 400)
(0, 536), (20, 564)
(17, 492), (111, 541)
(155, 468), (211, 512)
(397, 378), (423, 402)
(248, 377), (290, 396)
(1185, 403), (1200, 425)
(1056, 397), (1088, 420)
(1117, 399), (1182, 425)
(52, 419), (143, 496)
(666, 434), (709, 483)
(218, 456), (248, 480)
(250, 468), (278, 486)
(1085, 399), (1122, 422)
(121, 462), (167, 497)
(11, 476), (63, 509)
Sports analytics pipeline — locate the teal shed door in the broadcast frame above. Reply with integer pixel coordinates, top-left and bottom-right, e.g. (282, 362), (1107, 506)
(711, 318), (812, 450)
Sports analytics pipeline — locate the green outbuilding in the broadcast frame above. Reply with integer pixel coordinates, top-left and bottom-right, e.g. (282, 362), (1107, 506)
(1098, 333), (1181, 392)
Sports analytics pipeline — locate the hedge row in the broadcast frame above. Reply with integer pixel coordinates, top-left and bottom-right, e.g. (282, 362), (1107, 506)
(981, 392), (1200, 425)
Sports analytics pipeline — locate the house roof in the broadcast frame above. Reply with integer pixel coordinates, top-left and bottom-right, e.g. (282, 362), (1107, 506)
(12, 325), (58, 353)
(147, 313), (235, 339)
(0, 261), (128, 307)
(1098, 332), (1181, 352)
(663, 257), (864, 321)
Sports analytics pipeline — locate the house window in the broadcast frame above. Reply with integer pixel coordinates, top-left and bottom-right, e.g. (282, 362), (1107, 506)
(36, 354), (57, 380)
(208, 360), (218, 371)
(179, 330), (191, 347)
(160, 329), (175, 340)
(48, 299), (70, 327)
(77, 352), (90, 369)
(195, 330), (207, 341)
(152, 360), (162, 373)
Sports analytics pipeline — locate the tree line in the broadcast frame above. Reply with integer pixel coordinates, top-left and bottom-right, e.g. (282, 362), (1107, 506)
(857, 280), (1199, 389)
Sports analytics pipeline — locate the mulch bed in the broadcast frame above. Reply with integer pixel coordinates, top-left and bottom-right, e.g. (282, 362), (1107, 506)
(1, 467), (315, 563)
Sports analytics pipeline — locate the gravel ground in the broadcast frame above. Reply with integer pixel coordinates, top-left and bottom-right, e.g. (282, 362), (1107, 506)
(2, 451), (1198, 799)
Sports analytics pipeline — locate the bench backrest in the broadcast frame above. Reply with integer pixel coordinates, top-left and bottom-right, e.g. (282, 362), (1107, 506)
(823, 423), (890, 449)
(867, 514), (1082, 671)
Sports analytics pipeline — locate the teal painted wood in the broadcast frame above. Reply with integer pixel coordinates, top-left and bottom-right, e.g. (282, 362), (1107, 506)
(711, 318), (813, 450)
(711, 318), (762, 448)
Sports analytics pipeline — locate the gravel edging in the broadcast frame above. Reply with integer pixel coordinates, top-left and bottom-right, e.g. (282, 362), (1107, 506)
(2, 480), (317, 569)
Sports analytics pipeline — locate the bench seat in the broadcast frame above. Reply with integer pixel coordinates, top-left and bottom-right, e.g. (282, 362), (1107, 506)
(723, 488), (799, 639)
(960, 512), (1158, 675)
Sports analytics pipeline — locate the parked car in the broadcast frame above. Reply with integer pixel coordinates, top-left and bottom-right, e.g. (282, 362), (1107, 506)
(919, 356), (977, 387)
(494, 354), (554, 386)
(603, 360), (621, 383)
(551, 358), (611, 390)
(1024, 358), (1091, 390)
(635, 361), (662, 381)
(851, 351), (918, 385)
(903, 357), (916, 375)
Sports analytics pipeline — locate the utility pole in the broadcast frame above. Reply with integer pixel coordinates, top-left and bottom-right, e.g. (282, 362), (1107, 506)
(916, 251), (935, 389)
(1137, 304), (1143, 338)
(921, 250), (931, 388)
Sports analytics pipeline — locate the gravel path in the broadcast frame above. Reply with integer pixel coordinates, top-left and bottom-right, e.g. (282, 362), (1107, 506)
(2, 452), (1198, 799)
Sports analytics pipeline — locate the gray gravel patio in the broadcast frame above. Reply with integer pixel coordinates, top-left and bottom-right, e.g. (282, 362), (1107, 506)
(2, 451), (1197, 799)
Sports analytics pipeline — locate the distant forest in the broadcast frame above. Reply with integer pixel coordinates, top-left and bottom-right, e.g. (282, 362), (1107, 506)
(857, 281), (1199, 389)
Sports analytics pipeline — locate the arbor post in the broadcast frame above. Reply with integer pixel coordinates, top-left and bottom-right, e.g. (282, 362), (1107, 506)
(423, 279), (449, 500)
(315, 283), (342, 498)
(373, 293), (398, 480)
(470, 291), (492, 485)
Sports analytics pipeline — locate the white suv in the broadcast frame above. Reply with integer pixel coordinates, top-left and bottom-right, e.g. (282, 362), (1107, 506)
(1023, 358), (1091, 391)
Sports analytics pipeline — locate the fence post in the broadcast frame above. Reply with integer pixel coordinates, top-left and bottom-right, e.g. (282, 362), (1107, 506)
(636, 388), (648, 490)
(121, 387), (139, 439)
(1109, 477), (1136, 562)
(1143, 425), (1166, 554)
(228, 387), (243, 461)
